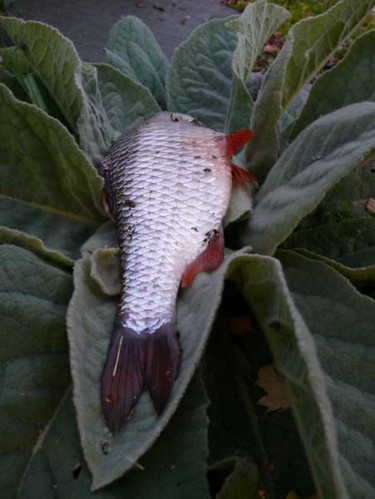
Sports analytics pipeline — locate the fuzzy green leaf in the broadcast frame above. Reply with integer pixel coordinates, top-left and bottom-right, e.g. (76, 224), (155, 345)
(105, 16), (168, 109)
(279, 251), (375, 497)
(245, 102), (375, 255)
(67, 243), (251, 489)
(21, 376), (209, 498)
(247, 0), (375, 180)
(0, 17), (112, 164)
(225, 0), (289, 132)
(0, 84), (105, 224)
(0, 226), (73, 268)
(0, 244), (72, 497)
(286, 249), (375, 293)
(217, 458), (258, 499)
(167, 17), (237, 131)
(95, 63), (160, 134)
(292, 31), (375, 139)
(0, 197), (98, 264)
(227, 255), (347, 498)
(282, 155), (375, 266)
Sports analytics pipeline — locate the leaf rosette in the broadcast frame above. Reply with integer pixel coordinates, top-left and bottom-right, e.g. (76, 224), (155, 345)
(2, 1), (375, 497)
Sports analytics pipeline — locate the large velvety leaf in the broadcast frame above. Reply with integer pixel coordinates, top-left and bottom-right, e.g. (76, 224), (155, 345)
(247, 0), (375, 179)
(284, 217), (375, 265)
(245, 102), (375, 255)
(0, 84), (105, 224)
(95, 63), (160, 134)
(217, 458), (258, 499)
(0, 17), (111, 164)
(278, 251), (375, 498)
(283, 157), (375, 265)
(67, 242), (251, 489)
(286, 249), (375, 294)
(77, 63), (115, 165)
(292, 31), (375, 139)
(0, 197), (97, 264)
(227, 255), (347, 498)
(105, 16), (168, 109)
(0, 16), (81, 130)
(0, 244), (72, 497)
(0, 226), (73, 268)
(21, 376), (209, 498)
(225, 0), (289, 132)
(167, 17), (237, 131)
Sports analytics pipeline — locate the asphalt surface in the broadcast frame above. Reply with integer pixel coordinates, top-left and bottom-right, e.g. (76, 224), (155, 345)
(17, 0), (232, 61)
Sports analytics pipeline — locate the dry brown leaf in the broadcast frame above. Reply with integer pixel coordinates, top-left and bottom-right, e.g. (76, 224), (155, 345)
(366, 198), (375, 214)
(256, 364), (289, 412)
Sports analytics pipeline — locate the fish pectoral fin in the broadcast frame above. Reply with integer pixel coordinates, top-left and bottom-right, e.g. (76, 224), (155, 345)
(225, 129), (254, 158)
(181, 226), (224, 288)
(101, 324), (146, 433)
(231, 163), (258, 187)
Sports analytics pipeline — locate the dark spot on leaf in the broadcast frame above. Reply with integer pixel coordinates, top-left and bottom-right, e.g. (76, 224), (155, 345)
(212, 155), (217, 159)
(268, 321), (282, 332)
(170, 113), (179, 122)
(100, 440), (110, 455)
(191, 227), (198, 232)
(204, 168), (212, 173)
(194, 155), (201, 159)
(72, 463), (82, 480)
(153, 4), (165, 11)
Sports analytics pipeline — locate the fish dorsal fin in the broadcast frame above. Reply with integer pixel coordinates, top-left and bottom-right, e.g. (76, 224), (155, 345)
(231, 163), (258, 187)
(225, 129), (254, 158)
(181, 227), (224, 288)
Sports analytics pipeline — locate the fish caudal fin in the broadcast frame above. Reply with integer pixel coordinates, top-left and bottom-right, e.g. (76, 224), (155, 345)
(145, 323), (181, 413)
(101, 320), (180, 432)
(101, 324), (145, 433)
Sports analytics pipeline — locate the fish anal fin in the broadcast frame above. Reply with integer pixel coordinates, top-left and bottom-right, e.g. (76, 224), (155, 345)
(101, 322), (146, 433)
(181, 227), (224, 288)
(231, 163), (258, 187)
(145, 322), (181, 414)
(225, 129), (254, 158)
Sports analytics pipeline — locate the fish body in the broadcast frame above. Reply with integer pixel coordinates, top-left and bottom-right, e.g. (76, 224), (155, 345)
(100, 112), (253, 432)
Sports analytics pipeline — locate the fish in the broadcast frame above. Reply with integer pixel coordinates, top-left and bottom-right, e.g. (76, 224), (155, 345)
(100, 112), (255, 433)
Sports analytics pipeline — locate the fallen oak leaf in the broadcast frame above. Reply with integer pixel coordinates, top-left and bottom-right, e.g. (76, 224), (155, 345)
(256, 364), (289, 412)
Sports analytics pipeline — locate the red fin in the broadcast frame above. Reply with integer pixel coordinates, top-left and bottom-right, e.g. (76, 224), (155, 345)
(181, 227), (224, 288)
(101, 321), (146, 433)
(231, 163), (258, 187)
(145, 322), (181, 414)
(225, 129), (254, 158)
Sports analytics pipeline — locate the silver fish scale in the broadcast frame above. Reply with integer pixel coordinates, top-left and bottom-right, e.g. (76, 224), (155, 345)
(103, 112), (232, 334)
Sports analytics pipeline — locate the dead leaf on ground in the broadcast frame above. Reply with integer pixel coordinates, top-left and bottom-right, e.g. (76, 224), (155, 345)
(256, 364), (289, 412)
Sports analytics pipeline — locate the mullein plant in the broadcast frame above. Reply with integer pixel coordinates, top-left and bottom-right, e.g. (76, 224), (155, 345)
(1, 1), (375, 497)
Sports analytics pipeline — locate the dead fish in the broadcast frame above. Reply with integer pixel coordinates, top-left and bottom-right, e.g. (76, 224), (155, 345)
(100, 112), (255, 432)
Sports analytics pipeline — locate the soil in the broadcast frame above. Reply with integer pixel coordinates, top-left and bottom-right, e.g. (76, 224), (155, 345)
(17, 0), (231, 61)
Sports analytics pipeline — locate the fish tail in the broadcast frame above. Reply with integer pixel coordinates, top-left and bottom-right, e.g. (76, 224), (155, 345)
(101, 321), (146, 433)
(101, 319), (180, 432)
(145, 322), (181, 414)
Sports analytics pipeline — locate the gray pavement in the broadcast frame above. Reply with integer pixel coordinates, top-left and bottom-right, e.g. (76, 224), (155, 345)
(17, 0), (232, 61)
